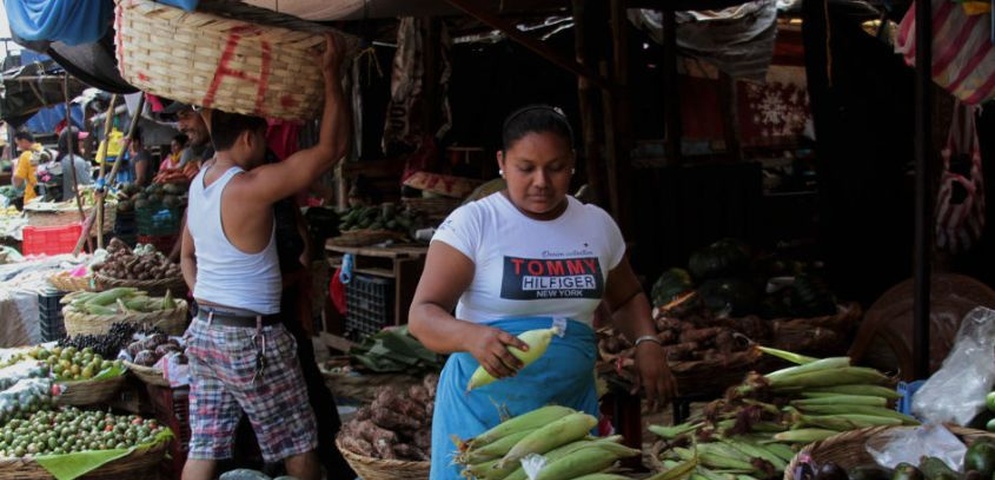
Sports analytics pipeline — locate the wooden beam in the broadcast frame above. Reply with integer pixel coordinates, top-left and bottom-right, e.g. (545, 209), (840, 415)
(609, 0), (634, 239)
(442, 0), (612, 91)
(572, 0), (604, 207)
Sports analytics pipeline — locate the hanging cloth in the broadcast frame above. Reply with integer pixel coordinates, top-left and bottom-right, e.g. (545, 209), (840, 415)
(936, 101), (986, 254)
(4, 0), (113, 46)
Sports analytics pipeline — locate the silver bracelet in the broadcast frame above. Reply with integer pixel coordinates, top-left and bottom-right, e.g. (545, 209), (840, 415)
(633, 335), (663, 347)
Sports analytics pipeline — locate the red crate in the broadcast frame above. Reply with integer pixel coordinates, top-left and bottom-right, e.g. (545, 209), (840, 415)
(22, 223), (83, 256)
(146, 384), (190, 480)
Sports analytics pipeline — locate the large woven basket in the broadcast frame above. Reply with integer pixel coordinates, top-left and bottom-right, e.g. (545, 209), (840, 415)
(93, 272), (188, 298)
(335, 436), (430, 480)
(55, 374), (127, 406)
(114, 0), (356, 120)
(123, 361), (170, 388)
(48, 272), (96, 292)
(783, 425), (994, 480)
(24, 203), (115, 234)
(0, 440), (167, 479)
(63, 300), (189, 336)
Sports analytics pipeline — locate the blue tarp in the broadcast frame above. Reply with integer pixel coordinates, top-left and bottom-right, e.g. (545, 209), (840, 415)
(4, 0), (113, 46)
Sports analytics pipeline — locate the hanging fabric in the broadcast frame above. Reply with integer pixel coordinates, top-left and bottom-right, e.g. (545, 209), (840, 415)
(935, 101), (986, 254)
(895, 0), (995, 105)
(4, 0), (113, 46)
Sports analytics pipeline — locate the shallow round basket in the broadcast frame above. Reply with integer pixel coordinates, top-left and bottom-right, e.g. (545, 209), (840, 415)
(63, 300), (189, 337)
(327, 229), (409, 248)
(93, 273), (188, 298)
(0, 440), (167, 479)
(334, 436), (430, 480)
(114, 0), (357, 120)
(783, 425), (995, 480)
(123, 361), (170, 388)
(48, 272), (96, 292)
(55, 374), (127, 406)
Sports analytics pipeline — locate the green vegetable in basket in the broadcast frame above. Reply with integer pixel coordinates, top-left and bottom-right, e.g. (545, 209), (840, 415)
(964, 441), (995, 479)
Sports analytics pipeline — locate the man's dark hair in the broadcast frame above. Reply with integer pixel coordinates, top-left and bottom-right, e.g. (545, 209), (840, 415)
(210, 110), (267, 152)
(56, 127), (83, 162)
(501, 104), (575, 152)
(14, 131), (34, 143)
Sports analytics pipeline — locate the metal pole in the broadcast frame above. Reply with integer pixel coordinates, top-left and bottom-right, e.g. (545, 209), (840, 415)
(912, 0), (933, 380)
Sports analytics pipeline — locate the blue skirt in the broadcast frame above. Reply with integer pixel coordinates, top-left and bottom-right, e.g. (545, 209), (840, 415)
(429, 317), (599, 480)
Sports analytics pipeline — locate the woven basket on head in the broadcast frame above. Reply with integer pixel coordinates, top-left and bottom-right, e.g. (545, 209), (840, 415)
(63, 300), (189, 337)
(0, 439), (167, 479)
(93, 273), (188, 298)
(55, 374), (127, 406)
(335, 436), (430, 480)
(783, 425), (995, 480)
(123, 361), (170, 388)
(114, 0), (356, 120)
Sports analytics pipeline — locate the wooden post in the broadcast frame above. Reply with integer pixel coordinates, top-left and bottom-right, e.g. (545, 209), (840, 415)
(718, 72), (743, 162)
(95, 94), (119, 249)
(573, 0), (605, 206)
(912, 0), (933, 380)
(662, 10), (683, 166)
(608, 0), (634, 237)
(64, 74), (92, 254)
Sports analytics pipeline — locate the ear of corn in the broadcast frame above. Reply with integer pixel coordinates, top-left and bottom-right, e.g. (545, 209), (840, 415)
(462, 428), (535, 464)
(802, 384), (903, 399)
(532, 445), (621, 480)
(571, 474), (634, 480)
(647, 458), (698, 480)
(764, 357), (851, 383)
(790, 394), (888, 408)
(768, 366), (892, 390)
(468, 404), (575, 449)
(497, 411), (598, 469)
(794, 413), (903, 430)
(772, 428), (839, 443)
(794, 404), (919, 425)
(718, 438), (787, 471)
(648, 422), (702, 440)
(467, 327), (557, 392)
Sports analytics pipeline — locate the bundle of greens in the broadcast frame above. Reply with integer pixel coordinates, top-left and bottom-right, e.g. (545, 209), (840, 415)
(349, 326), (443, 374)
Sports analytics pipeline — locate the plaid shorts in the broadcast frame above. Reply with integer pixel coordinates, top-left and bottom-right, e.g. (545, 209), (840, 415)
(184, 317), (318, 462)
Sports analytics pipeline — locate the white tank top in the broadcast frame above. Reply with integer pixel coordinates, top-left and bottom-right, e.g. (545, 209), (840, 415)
(188, 165), (281, 314)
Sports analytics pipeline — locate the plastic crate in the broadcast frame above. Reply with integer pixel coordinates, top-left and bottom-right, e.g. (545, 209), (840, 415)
(344, 274), (394, 341)
(38, 289), (67, 342)
(137, 204), (183, 236)
(147, 384), (190, 480)
(22, 223), (83, 256)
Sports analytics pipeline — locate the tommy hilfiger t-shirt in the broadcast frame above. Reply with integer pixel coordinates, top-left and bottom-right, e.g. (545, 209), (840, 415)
(432, 193), (626, 326)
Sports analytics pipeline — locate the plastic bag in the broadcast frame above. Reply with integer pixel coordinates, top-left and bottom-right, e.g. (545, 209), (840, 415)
(866, 424), (966, 471)
(0, 378), (53, 425)
(0, 361), (49, 391)
(912, 306), (995, 426)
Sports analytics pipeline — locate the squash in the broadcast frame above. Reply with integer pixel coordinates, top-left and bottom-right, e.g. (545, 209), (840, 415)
(790, 274), (837, 317)
(688, 238), (752, 281)
(650, 267), (695, 307)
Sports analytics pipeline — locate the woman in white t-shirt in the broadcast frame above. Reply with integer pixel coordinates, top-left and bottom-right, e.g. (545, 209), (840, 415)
(408, 105), (675, 479)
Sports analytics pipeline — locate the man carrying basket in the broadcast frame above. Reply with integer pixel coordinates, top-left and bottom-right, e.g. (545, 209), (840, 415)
(179, 33), (349, 480)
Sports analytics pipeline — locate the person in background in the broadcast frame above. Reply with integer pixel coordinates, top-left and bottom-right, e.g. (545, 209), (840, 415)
(127, 131), (153, 187)
(57, 126), (94, 202)
(407, 105), (677, 480)
(12, 130), (43, 208)
(161, 133), (188, 172)
(178, 33), (348, 480)
(166, 104), (214, 263)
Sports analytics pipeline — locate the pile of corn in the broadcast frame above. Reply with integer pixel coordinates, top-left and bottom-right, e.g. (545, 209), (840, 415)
(650, 347), (919, 480)
(452, 405), (644, 480)
(61, 287), (178, 315)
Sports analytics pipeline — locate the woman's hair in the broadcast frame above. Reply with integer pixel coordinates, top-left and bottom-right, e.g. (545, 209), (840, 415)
(210, 110), (268, 151)
(501, 104), (575, 152)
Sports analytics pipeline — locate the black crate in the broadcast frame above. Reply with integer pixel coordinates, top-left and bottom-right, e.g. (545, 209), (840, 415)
(38, 289), (66, 342)
(344, 274), (394, 341)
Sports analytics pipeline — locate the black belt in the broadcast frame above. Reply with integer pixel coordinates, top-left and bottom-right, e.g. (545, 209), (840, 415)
(197, 310), (282, 328)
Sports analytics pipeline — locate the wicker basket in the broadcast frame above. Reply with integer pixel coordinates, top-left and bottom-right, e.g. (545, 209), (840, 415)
(321, 368), (424, 403)
(114, 0), (357, 121)
(93, 273), (188, 298)
(335, 436), (430, 480)
(48, 272), (96, 292)
(24, 203), (115, 234)
(123, 361), (170, 388)
(63, 300), (189, 336)
(327, 229), (409, 248)
(783, 425), (995, 480)
(55, 374), (127, 406)
(0, 440), (167, 479)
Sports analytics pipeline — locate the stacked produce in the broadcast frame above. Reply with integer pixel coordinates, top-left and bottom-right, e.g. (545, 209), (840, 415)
(337, 374), (439, 461)
(124, 333), (186, 367)
(58, 322), (166, 359)
(650, 347), (917, 480)
(338, 203), (422, 235)
(0, 407), (167, 457)
(61, 287), (179, 316)
(91, 239), (181, 281)
(1, 345), (124, 382)
(0, 377), (53, 426)
(448, 405), (640, 480)
(798, 439), (995, 480)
